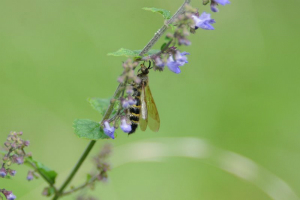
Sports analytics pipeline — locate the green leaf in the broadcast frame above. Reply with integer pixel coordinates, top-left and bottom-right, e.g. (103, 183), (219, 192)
(108, 48), (160, 58)
(107, 48), (137, 57)
(73, 119), (109, 140)
(25, 157), (57, 185)
(86, 174), (92, 182)
(88, 97), (119, 117)
(169, 24), (175, 31)
(132, 49), (160, 56)
(203, 0), (210, 5)
(88, 98), (110, 116)
(160, 43), (167, 51)
(143, 7), (171, 19)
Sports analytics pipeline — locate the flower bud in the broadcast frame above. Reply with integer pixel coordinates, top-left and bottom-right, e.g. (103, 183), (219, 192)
(8, 169), (16, 176)
(4, 142), (11, 148)
(24, 140), (30, 147)
(27, 170), (34, 181)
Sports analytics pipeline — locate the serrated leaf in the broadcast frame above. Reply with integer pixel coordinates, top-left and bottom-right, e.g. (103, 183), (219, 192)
(73, 119), (109, 140)
(132, 49), (160, 56)
(143, 7), (171, 19)
(107, 48), (137, 57)
(108, 48), (160, 58)
(26, 157), (57, 185)
(88, 98), (110, 116)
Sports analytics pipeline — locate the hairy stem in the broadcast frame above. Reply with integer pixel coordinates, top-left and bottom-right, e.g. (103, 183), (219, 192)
(62, 176), (98, 196)
(53, 1), (190, 199)
(139, 0), (191, 56)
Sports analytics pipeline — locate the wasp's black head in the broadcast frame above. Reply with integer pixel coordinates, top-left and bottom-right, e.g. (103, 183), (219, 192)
(140, 61), (151, 75)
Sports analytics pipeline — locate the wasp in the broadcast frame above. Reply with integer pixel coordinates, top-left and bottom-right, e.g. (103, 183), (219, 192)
(127, 62), (160, 134)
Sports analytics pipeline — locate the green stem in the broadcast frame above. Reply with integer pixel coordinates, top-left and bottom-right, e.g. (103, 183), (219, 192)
(53, 84), (123, 200)
(52, 1), (191, 199)
(53, 141), (96, 199)
(61, 176), (98, 196)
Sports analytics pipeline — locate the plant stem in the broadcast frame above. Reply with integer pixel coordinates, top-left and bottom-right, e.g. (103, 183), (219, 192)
(61, 176), (98, 196)
(53, 85), (124, 200)
(53, 1), (190, 199)
(53, 141), (95, 199)
(139, 0), (191, 56)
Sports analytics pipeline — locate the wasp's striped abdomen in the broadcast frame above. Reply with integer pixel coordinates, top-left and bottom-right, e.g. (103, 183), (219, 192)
(128, 87), (142, 134)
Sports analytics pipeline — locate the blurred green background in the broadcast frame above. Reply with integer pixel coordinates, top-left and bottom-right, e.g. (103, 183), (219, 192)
(1, 0), (300, 199)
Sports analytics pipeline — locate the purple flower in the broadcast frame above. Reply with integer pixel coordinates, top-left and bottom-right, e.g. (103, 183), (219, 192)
(15, 157), (24, 165)
(211, 0), (230, 12)
(103, 121), (115, 139)
(175, 51), (189, 66)
(214, 0), (230, 6)
(120, 118), (132, 133)
(0, 167), (7, 178)
(178, 38), (191, 46)
(8, 169), (16, 176)
(154, 57), (165, 68)
(166, 51), (189, 74)
(127, 96), (136, 106)
(121, 99), (129, 109)
(2, 190), (16, 200)
(192, 12), (216, 30)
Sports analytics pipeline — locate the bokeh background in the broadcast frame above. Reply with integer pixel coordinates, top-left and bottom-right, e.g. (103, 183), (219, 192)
(1, 0), (300, 199)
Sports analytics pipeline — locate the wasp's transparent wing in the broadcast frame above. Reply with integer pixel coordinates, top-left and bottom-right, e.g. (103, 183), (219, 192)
(139, 86), (148, 131)
(145, 85), (160, 132)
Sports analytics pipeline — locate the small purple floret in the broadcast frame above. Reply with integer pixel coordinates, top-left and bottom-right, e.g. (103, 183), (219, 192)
(120, 118), (132, 133)
(27, 171), (34, 181)
(6, 193), (17, 200)
(192, 12), (216, 30)
(127, 96), (136, 106)
(214, 0), (230, 6)
(211, 0), (230, 12)
(154, 57), (165, 68)
(2, 191), (16, 200)
(9, 170), (16, 176)
(0, 167), (7, 178)
(103, 121), (115, 139)
(166, 51), (189, 74)
(15, 157), (24, 165)
(167, 56), (181, 74)
(122, 99), (129, 109)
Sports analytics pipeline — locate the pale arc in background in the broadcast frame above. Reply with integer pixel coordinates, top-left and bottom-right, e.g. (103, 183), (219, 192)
(112, 137), (299, 200)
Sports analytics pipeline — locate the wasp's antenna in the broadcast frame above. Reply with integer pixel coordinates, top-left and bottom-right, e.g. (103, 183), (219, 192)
(147, 60), (153, 70)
